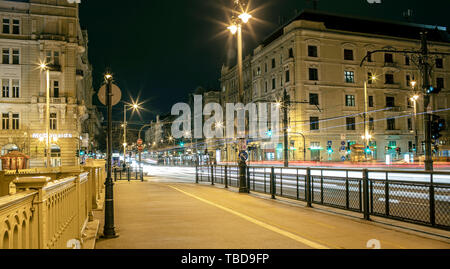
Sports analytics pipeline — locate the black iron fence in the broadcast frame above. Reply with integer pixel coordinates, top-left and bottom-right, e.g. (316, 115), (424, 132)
(196, 165), (450, 230)
(114, 166), (144, 182)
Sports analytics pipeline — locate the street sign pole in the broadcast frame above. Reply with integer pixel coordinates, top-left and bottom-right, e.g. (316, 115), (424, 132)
(102, 74), (118, 239)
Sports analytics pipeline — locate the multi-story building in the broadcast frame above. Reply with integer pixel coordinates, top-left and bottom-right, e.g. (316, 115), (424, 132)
(219, 10), (450, 163)
(0, 0), (99, 168)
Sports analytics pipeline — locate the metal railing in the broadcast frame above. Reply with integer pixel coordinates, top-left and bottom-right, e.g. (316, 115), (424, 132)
(196, 165), (450, 230)
(113, 167), (144, 182)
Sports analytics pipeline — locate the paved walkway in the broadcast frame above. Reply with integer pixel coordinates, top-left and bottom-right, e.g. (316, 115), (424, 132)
(95, 179), (450, 249)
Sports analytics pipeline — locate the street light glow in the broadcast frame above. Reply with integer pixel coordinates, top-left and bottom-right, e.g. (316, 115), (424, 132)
(227, 24), (238, 35)
(239, 12), (252, 23)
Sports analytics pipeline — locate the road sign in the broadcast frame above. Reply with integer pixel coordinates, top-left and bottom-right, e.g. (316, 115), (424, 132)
(239, 140), (247, 151)
(340, 146), (346, 151)
(138, 146), (143, 151)
(137, 139), (143, 145)
(341, 141), (346, 146)
(239, 151), (249, 162)
(98, 83), (122, 106)
(341, 156), (347, 161)
(327, 141), (333, 146)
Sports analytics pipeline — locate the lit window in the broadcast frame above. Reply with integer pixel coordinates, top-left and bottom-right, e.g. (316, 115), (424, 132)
(345, 71), (355, 83)
(345, 95), (355, 107)
(50, 113), (57, 130)
(2, 19), (10, 34)
(12, 114), (19, 130)
(12, 80), (19, 98)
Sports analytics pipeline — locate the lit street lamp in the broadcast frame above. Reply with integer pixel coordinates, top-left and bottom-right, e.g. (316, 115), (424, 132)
(410, 80), (420, 156)
(228, 0), (252, 193)
(39, 62), (51, 167)
(123, 102), (141, 166)
(363, 74), (377, 160)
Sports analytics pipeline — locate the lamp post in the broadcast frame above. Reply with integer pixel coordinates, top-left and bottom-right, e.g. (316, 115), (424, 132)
(40, 63), (51, 167)
(410, 80), (420, 157)
(122, 103), (140, 166)
(103, 73), (118, 239)
(228, 0), (251, 193)
(362, 75), (377, 160)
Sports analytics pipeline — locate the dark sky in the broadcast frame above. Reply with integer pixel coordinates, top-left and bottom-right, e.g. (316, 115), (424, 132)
(79, 0), (450, 125)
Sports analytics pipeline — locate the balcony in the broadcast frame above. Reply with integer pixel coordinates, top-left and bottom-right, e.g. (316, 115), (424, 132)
(48, 64), (62, 73)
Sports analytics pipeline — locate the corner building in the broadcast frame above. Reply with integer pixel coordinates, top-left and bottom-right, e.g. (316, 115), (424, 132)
(220, 10), (450, 163)
(0, 0), (94, 167)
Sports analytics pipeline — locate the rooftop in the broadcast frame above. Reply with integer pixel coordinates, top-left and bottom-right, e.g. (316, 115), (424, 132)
(261, 9), (450, 47)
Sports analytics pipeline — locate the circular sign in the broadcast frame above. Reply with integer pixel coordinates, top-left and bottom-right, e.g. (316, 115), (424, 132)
(239, 151), (249, 162)
(137, 139), (143, 146)
(138, 146), (144, 151)
(98, 83), (122, 106)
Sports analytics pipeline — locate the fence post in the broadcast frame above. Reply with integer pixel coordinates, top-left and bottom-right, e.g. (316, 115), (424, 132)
(430, 173), (436, 226)
(224, 166), (228, 189)
(246, 166), (250, 193)
(270, 167), (275, 199)
(127, 167), (131, 182)
(114, 168), (117, 182)
(362, 169), (370, 221)
(306, 168), (312, 207)
(195, 165), (199, 184)
(141, 167), (144, 182)
(211, 165), (215, 186)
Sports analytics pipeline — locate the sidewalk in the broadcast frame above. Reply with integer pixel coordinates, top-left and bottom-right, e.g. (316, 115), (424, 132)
(95, 179), (450, 249)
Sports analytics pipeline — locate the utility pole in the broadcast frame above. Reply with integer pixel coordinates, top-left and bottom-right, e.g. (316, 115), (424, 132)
(361, 32), (450, 171)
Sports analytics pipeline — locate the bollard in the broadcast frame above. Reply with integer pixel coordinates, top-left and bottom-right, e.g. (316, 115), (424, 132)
(306, 168), (312, 207)
(270, 167), (276, 199)
(141, 167), (144, 182)
(362, 169), (370, 221)
(224, 166), (228, 189)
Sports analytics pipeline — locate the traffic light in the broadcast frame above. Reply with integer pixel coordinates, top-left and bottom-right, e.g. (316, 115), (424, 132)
(327, 146), (333, 154)
(365, 146), (372, 154)
(179, 142), (185, 148)
(267, 129), (273, 138)
(431, 115), (446, 142)
(427, 86), (442, 95)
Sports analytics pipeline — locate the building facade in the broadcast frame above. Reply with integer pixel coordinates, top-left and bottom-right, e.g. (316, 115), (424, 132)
(0, 0), (98, 168)
(219, 10), (450, 163)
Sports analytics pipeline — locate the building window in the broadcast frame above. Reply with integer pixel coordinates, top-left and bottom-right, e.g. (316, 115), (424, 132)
(310, 93), (319, 106)
(405, 56), (410, 66)
(344, 49), (354, 61)
(2, 49), (9, 64)
(369, 96), (374, 107)
(2, 79), (9, 98)
(12, 49), (19, 64)
(2, 19), (10, 34)
(271, 78), (276, 90)
(310, 117), (319, 130)
(385, 53), (393, 63)
(12, 19), (20, 35)
(369, 118), (374, 131)
(308, 45), (318, 57)
(46, 50), (52, 64)
(285, 70), (290, 83)
(54, 51), (60, 65)
(407, 97), (413, 108)
(309, 68), (318, 81)
(345, 71), (355, 83)
(12, 114), (19, 130)
(257, 66), (261, 75)
(436, 58), (443, 69)
(386, 96), (395, 107)
(346, 117), (356, 130)
(345, 95), (355, 107)
(288, 48), (294, 58)
(387, 118), (396, 130)
(265, 81), (268, 92)
(50, 113), (57, 130)
(408, 118), (413, 131)
(385, 74), (394, 84)
(2, 113), (9, 130)
(406, 75), (411, 87)
(53, 81), (59, 97)
(271, 58), (276, 69)
(12, 80), (19, 98)
(264, 63), (267, 73)
(437, 77), (444, 89)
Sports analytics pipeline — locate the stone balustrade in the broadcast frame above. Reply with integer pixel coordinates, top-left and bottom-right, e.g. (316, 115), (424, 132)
(0, 160), (106, 249)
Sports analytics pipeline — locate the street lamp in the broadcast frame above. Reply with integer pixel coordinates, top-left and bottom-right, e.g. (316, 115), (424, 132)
(363, 74), (377, 160)
(122, 102), (141, 165)
(410, 80), (420, 156)
(39, 62), (51, 168)
(228, 0), (252, 193)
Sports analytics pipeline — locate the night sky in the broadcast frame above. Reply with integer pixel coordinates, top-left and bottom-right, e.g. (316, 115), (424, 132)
(79, 0), (450, 125)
